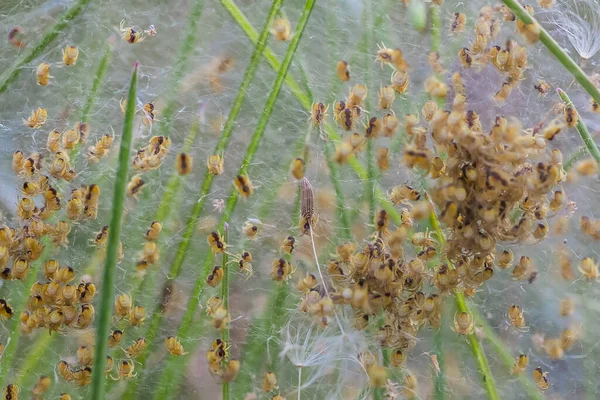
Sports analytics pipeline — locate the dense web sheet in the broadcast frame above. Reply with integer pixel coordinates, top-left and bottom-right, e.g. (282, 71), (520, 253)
(0, 0), (599, 399)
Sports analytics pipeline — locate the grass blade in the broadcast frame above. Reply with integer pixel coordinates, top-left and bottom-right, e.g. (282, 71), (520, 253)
(0, 244), (55, 388)
(81, 41), (113, 125)
(429, 208), (499, 400)
(362, 1), (376, 224)
(564, 146), (587, 171)
(221, 0), (402, 226)
(156, 0), (205, 137)
(454, 293), (499, 400)
(472, 308), (544, 400)
(0, 0), (91, 93)
(557, 88), (600, 166)
(154, 120), (201, 222)
(231, 127), (310, 398)
(70, 40), (114, 160)
(324, 143), (352, 239)
(120, 0), (206, 316)
(428, 5), (446, 399)
(220, 0), (310, 110)
(90, 61), (138, 400)
(221, 224), (231, 400)
(128, 120), (201, 298)
(167, 0), (281, 280)
(232, 272), (288, 398)
(119, 1), (283, 397)
(501, 0), (600, 104)
(151, 2), (316, 397)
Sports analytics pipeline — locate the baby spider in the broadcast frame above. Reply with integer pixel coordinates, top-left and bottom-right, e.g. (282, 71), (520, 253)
(227, 251), (253, 280)
(120, 20), (155, 44)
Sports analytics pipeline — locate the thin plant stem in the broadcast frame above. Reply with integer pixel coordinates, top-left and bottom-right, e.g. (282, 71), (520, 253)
(430, 4), (441, 54)
(564, 146), (587, 171)
(309, 223), (345, 335)
(81, 42), (113, 125)
(70, 40), (114, 161)
(428, 208), (499, 400)
(432, 326), (446, 400)
(231, 183), (290, 398)
(119, 1), (282, 398)
(130, 120), (201, 297)
(454, 293), (499, 400)
(0, 241), (55, 388)
(90, 61), (138, 400)
(472, 308), (544, 400)
(362, 0), (376, 224)
(322, 142), (352, 239)
(297, 366), (302, 400)
(167, 0), (281, 281)
(8, 179), (117, 389)
(429, 5), (446, 399)
(155, 120), (201, 222)
(501, 0), (600, 104)
(151, 2), (316, 398)
(0, 0), (91, 93)
(132, 0), (205, 206)
(221, 224), (231, 400)
(221, 0), (403, 225)
(12, 333), (53, 388)
(156, 0), (205, 138)
(366, 140), (375, 221)
(361, 4), (381, 399)
(232, 142), (308, 397)
(557, 88), (600, 166)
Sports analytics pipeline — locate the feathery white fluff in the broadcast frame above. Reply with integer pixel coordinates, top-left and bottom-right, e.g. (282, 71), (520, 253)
(548, 0), (600, 60)
(278, 311), (374, 399)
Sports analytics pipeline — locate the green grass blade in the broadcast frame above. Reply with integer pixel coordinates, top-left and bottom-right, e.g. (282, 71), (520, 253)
(428, 5), (446, 399)
(166, 0), (282, 281)
(362, 1), (376, 225)
(156, 0), (205, 137)
(220, 0), (311, 110)
(12, 334), (53, 388)
(152, 2), (316, 397)
(221, 224), (231, 400)
(557, 88), (600, 166)
(564, 146), (587, 172)
(90, 61), (138, 400)
(81, 41), (113, 125)
(232, 127), (309, 398)
(221, 0), (402, 226)
(432, 326), (446, 400)
(429, 209), (499, 400)
(154, 120), (201, 222)
(128, 120), (201, 300)
(501, 0), (600, 104)
(232, 279), (288, 398)
(70, 40), (114, 160)
(454, 293), (499, 400)
(472, 308), (544, 400)
(0, 0), (91, 93)
(119, 1), (283, 397)
(0, 241), (54, 388)
(123, 0), (206, 314)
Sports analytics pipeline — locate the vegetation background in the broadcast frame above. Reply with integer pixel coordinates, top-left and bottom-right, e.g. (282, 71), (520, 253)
(0, 0), (599, 399)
